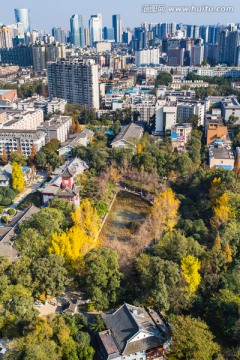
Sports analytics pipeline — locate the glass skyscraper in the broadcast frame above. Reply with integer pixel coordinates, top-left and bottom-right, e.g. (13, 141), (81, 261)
(14, 8), (30, 33)
(112, 14), (122, 43)
(70, 14), (85, 47)
(89, 14), (102, 46)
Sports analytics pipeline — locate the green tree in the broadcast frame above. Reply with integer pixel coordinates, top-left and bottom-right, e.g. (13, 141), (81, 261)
(153, 230), (203, 263)
(83, 248), (122, 309)
(31, 255), (68, 297)
(35, 151), (47, 168)
(155, 72), (172, 86)
(168, 315), (220, 360)
(20, 208), (64, 238)
(14, 228), (47, 259)
(134, 254), (180, 311)
(10, 152), (27, 166)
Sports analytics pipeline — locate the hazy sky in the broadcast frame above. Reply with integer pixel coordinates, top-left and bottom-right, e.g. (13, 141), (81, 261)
(2, 0), (239, 31)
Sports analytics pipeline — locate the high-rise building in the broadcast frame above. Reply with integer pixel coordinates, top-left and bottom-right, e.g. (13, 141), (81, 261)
(135, 48), (160, 66)
(70, 14), (85, 47)
(46, 43), (66, 62)
(47, 59), (100, 109)
(160, 23), (176, 39)
(0, 26), (13, 48)
(191, 44), (204, 65)
(32, 42), (66, 72)
(84, 27), (90, 46)
(103, 27), (114, 41)
(52, 27), (67, 43)
(122, 31), (132, 44)
(31, 30), (39, 43)
(89, 14), (102, 46)
(14, 8), (30, 33)
(32, 42), (46, 72)
(199, 26), (209, 43)
(168, 48), (185, 66)
(0, 45), (33, 67)
(219, 29), (240, 65)
(112, 14), (122, 43)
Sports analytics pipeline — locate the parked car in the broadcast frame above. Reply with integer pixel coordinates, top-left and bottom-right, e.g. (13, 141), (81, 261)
(34, 301), (43, 307)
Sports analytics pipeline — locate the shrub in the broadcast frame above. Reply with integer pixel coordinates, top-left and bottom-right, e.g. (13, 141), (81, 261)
(95, 201), (108, 218)
(1, 215), (8, 224)
(8, 208), (16, 216)
(0, 206), (5, 214)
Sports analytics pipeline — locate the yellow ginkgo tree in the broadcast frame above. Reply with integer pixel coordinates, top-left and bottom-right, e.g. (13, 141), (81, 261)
(49, 200), (100, 270)
(181, 255), (201, 294)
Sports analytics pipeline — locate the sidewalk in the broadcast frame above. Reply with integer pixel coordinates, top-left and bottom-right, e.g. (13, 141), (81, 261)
(10, 171), (47, 209)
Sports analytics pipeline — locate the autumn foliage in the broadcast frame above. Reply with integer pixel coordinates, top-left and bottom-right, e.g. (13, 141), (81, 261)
(210, 193), (232, 229)
(12, 162), (24, 191)
(151, 188), (180, 240)
(49, 199), (100, 269)
(181, 255), (201, 293)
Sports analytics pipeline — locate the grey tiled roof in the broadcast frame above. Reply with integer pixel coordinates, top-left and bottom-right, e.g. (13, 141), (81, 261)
(111, 123), (143, 145)
(101, 304), (170, 357)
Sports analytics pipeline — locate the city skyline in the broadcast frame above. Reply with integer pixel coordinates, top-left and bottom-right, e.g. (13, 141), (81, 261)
(2, 0), (240, 32)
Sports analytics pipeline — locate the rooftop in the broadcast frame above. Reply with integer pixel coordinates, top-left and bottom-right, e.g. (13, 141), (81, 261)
(0, 90), (12, 94)
(209, 145), (235, 160)
(111, 123), (144, 145)
(101, 303), (170, 356)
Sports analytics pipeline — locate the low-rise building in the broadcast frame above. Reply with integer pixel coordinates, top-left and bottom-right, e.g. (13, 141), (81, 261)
(16, 96), (47, 112)
(2, 109), (44, 130)
(98, 303), (171, 360)
(221, 96), (240, 122)
(171, 123), (192, 152)
(58, 129), (94, 158)
(47, 98), (67, 114)
(38, 115), (72, 143)
(170, 80), (209, 89)
(206, 123), (228, 145)
(38, 157), (88, 206)
(111, 123), (144, 148)
(209, 144), (235, 170)
(0, 89), (17, 102)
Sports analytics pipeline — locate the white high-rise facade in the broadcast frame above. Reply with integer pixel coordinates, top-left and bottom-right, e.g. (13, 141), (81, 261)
(89, 14), (102, 46)
(135, 48), (160, 66)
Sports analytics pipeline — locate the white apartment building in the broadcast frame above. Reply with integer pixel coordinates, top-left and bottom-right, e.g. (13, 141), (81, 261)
(177, 101), (205, 125)
(221, 96), (240, 122)
(155, 99), (177, 133)
(0, 130), (46, 156)
(191, 45), (204, 66)
(47, 98), (67, 114)
(38, 115), (72, 143)
(16, 96), (46, 111)
(2, 109), (44, 130)
(135, 48), (160, 67)
(131, 101), (156, 122)
(47, 59), (100, 109)
(95, 41), (112, 52)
